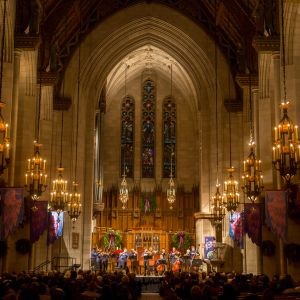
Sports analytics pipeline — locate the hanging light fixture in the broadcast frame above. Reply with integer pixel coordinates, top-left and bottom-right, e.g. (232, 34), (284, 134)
(272, 0), (300, 186)
(241, 72), (264, 202)
(119, 64), (129, 209)
(49, 111), (68, 212)
(0, 0), (10, 175)
(119, 156), (128, 209)
(223, 113), (240, 212)
(166, 64), (176, 209)
(25, 4), (47, 205)
(210, 1), (225, 225)
(167, 150), (176, 209)
(67, 19), (82, 223)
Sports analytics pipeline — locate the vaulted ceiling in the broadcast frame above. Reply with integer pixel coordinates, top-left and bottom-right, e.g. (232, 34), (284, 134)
(17, 0), (264, 76)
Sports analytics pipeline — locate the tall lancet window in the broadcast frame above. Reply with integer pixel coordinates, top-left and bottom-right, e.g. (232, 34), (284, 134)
(141, 79), (156, 178)
(163, 97), (176, 178)
(121, 96), (135, 178)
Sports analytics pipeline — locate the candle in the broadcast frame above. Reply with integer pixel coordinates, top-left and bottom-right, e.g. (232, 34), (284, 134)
(5, 124), (8, 138)
(274, 127), (278, 141)
(25, 174), (28, 185)
(295, 125), (299, 140)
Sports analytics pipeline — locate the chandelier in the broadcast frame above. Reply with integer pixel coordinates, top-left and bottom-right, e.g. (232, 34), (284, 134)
(25, 141), (47, 201)
(224, 167), (240, 212)
(210, 4), (225, 226)
(50, 166), (68, 213)
(119, 65), (129, 209)
(0, 0), (10, 175)
(67, 182), (81, 222)
(167, 151), (176, 209)
(119, 171), (129, 209)
(211, 182), (225, 226)
(273, 103), (300, 184)
(242, 142), (264, 202)
(242, 73), (264, 202)
(67, 23), (82, 222)
(49, 82), (68, 212)
(272, 1), (300, 185)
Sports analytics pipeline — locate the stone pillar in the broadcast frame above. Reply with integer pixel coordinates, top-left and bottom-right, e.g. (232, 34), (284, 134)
(272, 52), (281, 124)
(9, 49), (22, 185)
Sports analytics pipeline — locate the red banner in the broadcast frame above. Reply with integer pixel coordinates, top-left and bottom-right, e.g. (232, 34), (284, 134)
(0, 188), (24, 239)
(265, 190), (287, 241)
(244, 203), (262, 246)
(30, 201), (48, 243)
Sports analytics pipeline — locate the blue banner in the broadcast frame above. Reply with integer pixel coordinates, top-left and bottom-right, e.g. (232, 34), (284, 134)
(204, 236), (216, 259)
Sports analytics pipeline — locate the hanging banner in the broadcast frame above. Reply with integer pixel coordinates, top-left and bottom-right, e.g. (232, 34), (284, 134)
(0, 188), (24, 239)
(244, 203), (262, 246)
(30, 201), (48, 243)
(47, 211), (64, 245)
(204, 236), (216, 259)
(229, 212), (243, 248)
(265, 190), (287, 241)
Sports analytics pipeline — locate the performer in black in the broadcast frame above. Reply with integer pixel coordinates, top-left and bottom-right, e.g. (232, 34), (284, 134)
(142, 247), (153, 275)
(129, 248), (138, 273)
(101, 250), (109, 272)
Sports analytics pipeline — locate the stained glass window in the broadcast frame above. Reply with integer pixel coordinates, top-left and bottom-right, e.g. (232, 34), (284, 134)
(163, 96), (176, 178)
(121, 96), (134, 178)
(142, 79), (156, 178)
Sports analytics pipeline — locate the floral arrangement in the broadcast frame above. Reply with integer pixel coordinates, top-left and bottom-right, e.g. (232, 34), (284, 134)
(140, 194), (157, 213)
(16, 238), (31, 254)
(102, 229), (122, 250)
(0, 240), (8, 257)
(171, 231), (192, 251)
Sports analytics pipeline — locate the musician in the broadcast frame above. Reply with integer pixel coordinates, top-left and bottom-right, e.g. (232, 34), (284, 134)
(90, 247), (98, 270)
(142, 247), (153, 275)
(128, 249), (138, 273)
(101, 250), (109, 272)
(169, 247), (179, 266)
(183, 248), (191, 271)
(118, 248), (129, 269)
(155, 248), (168, 274)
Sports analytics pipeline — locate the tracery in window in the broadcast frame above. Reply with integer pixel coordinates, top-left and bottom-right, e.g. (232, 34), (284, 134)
(163, 96), (176, 178)
(141, 79), (156, 178)
(121, 96), (134, 178)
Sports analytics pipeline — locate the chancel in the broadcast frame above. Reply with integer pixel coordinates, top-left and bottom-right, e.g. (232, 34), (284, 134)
(1, 0), (300, 299)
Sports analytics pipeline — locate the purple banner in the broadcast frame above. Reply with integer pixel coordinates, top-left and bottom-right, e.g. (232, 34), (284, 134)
(204, 236), (216, 259)
(30, 201), (48, 243)
(244, 203), (262, 246)
(265, 190), (287, 241)
(229, 212), (243, 248)
(0, 188), (24, 239)
(47, 211), (64, 245)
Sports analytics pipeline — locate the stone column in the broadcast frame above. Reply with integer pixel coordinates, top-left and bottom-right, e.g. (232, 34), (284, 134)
(272, 52), (281, 124)
(9, 49), (22, 185)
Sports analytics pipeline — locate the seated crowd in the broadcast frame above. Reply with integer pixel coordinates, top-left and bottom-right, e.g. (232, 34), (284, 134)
(0, 268), (299, 300)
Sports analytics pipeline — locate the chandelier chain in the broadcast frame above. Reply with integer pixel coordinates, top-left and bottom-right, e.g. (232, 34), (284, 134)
(281, 0), (287, 104)
(0, 0), (7, 98)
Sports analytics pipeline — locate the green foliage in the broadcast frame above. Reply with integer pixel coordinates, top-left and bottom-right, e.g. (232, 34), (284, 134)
(102, 229), (122, 250)
(140, 194), (157, 213)
(171, 231), (192, 251)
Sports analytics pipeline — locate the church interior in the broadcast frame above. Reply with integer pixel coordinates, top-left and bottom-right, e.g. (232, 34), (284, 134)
(1, 0), (300, 286)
